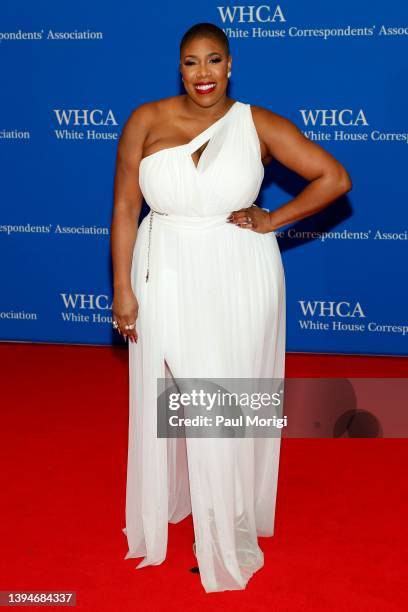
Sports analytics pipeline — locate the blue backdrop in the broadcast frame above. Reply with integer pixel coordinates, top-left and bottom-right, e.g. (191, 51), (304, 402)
(1, 1), (407, 355)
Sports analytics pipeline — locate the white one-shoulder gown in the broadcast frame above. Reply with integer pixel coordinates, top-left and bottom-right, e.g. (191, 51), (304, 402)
(122, 100), (286, 593)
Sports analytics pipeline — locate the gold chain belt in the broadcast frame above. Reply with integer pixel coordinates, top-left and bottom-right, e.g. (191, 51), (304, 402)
(145, 209), (168, 282)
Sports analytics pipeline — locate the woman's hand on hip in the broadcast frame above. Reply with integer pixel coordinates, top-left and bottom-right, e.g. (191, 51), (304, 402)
(112, 286), (139, 343)
(227, 204), (274, 234)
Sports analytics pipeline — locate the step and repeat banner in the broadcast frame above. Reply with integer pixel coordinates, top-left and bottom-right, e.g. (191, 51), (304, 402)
(0, 1), (407, 354)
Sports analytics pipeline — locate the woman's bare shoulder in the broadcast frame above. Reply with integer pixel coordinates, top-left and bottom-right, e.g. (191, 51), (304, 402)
(117, 96), (185, 157)
(124, 95), (184, 131)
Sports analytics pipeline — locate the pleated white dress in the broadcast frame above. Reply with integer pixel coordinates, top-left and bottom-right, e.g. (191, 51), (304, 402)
(122, 100), (286, 592)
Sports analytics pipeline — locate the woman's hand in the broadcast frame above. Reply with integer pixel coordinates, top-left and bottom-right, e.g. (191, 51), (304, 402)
(112, 286), (139, 343)
(227, 204), (273, 234)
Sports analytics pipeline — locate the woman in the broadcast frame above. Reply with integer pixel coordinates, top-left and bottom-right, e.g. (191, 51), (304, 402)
(111, 22), (352, 593)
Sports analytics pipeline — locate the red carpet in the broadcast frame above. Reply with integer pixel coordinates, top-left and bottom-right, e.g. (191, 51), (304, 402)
(0, 343), (407, 610)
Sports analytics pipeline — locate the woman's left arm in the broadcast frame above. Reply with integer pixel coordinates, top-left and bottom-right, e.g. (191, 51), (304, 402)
(230, 106), (352, 232)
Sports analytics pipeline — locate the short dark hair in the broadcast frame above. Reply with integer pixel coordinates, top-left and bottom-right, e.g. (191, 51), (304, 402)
(180, 22), (230, 57)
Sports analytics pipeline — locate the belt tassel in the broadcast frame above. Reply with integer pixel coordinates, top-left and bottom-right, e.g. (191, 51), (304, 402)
(145, 209), (168, 282)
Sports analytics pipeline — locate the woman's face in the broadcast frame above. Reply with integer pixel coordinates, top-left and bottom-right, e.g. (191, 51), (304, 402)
(180, 36), (231, 106)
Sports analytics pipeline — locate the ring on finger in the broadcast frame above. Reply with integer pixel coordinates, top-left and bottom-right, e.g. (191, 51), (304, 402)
(124, 323), (136, 330)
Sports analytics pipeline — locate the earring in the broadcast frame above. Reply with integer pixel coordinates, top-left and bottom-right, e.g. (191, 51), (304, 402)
(227, 70), (231, 78)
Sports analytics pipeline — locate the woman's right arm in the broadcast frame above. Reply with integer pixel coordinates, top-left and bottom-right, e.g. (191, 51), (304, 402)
(110, 104), (152, 343)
